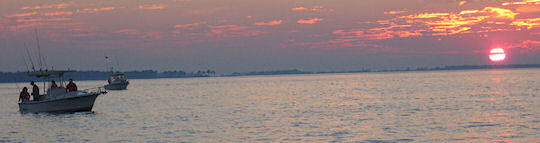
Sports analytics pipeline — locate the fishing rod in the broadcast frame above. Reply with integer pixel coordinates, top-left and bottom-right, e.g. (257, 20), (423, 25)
(13, 77), (21, 102)
(21, 49), (29, 72)
(24, 43), (36, 71)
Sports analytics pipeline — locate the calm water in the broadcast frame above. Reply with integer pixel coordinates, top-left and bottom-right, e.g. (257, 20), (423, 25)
(1, 69), (539, 142)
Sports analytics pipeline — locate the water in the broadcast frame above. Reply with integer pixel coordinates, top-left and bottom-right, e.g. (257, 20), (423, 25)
(1, 69), (539, 142)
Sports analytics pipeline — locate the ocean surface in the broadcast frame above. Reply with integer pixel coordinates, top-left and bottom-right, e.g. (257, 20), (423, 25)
(1, 69), (539, 142)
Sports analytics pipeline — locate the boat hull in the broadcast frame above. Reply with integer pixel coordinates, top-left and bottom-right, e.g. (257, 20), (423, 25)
(18, 93), (100, 113)
(105, 82), (129, 90)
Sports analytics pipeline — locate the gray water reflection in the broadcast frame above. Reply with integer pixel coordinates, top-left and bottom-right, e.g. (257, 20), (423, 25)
(1, 69), (539, 142)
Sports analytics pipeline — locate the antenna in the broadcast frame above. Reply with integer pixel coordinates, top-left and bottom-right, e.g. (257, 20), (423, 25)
(105, 56), (112, 73)
(24, 43), (36, 71)
(34, 29), (43, 70)
(115, 56), (121, 72)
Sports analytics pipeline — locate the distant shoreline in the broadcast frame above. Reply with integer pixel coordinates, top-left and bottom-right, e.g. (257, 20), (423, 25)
(1, 64), (539, 83)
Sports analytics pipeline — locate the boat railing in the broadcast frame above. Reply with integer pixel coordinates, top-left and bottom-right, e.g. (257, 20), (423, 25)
(82, 87), (107, 94)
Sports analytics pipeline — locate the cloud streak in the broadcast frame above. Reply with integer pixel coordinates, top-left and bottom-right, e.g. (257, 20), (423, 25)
(6, 12), (38, 18)
(41, 11), (73, 16)
(254, 20), (282, 26)
(138, 4), (166, 10)
(20, 3), (69, 10)
(297, 18), (323, 24)
(76, 7), (115, 13)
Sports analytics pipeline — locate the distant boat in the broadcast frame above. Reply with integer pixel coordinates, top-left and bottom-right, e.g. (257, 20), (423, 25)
(103, 56), (129, 90)
(104, 73), (129, 90)
(18, 70), (107, 113)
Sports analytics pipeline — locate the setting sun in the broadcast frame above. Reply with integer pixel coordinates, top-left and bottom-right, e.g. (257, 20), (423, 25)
(489, 48), (506, 62)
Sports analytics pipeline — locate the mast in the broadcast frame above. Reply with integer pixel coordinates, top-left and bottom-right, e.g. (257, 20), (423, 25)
(34, 29), (43, 70)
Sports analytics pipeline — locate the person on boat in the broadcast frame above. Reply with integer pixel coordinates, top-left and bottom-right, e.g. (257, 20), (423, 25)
(19, 87), (31, 102)
(30, 81), (39, 101)
(50, 80), (58, 89)
(66, 79), (78, 92)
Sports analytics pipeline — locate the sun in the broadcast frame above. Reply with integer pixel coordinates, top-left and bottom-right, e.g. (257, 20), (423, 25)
(489, 48), (506, 62)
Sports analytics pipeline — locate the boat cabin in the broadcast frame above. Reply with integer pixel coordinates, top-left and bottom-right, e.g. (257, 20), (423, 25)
(108, 73), (127, 84)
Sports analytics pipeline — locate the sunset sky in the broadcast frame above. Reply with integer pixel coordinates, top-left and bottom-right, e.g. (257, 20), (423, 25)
(1, 0), (539, 73)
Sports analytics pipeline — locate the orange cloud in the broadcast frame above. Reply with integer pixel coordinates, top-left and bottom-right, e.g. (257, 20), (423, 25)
(502, 0), (540, 6)
(509, 40), (540, 52)
(20, 3), (69, 10)
(459, 1), (467, 6)
(384, 11), (407, 15)
(402, 13), (450, 19)
(254, 20), (282, 26)
(77, 7), (115, 13)
(483, 7), (517, 19)
(138, 4), (166, 10)
(292, 6), (329, 12)
(292, 7), (308, 11)
(7, 12), (38, 18)
(297, 18), (323, 24)
(395, 6), (519, 36)
(516, 6), (540, 13)
(41, 11), (73, 16)
(511, 18), (540, 29)
(291, 0), (539, 52)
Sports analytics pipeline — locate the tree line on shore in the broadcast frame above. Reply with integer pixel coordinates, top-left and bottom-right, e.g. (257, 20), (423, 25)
(1, 64), (539, 83)
(0, 70), (215, 83)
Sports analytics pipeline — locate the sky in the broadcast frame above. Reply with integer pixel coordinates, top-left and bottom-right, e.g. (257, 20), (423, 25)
(0, 0), (539, 73)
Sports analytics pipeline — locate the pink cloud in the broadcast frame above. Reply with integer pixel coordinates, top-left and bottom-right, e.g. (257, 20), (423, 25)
(6, 12), (38, 18)
(142, 32), (162, 40)
(297, 18), (323, 24)
(138, 4), (166, 10)
(8, 22), (46, 31)
(15, 17), (71, 23)
(20, 3), (69, 10)
(174, 22), (207, 29)
(224, 30), (269, 38)
(41, 11), (73, 16)
(254, 20), (282, 26)
(113, 29), (138, 35)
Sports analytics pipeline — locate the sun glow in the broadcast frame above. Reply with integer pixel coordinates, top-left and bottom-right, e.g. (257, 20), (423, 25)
(489, 48), (506, 62)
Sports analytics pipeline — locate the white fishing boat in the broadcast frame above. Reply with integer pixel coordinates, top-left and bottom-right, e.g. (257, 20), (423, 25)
(18, 70), (107, 113)
(104, 73), (129, 90)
